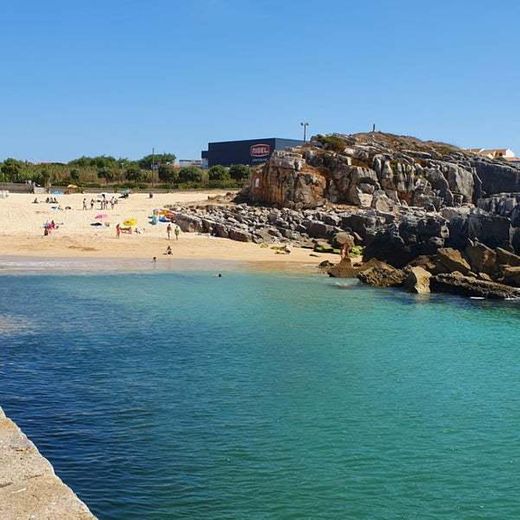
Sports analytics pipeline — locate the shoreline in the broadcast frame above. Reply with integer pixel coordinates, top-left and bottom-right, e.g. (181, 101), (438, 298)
(0, 254), (333, 276)
(0, 192), (338, 274)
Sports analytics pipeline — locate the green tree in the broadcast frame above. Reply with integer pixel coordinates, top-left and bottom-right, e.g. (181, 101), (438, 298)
(1, 158), (23, 181)
(178, 166), (204, 183)
(97, 167), (115, 182)
(229, 164), (251, 181)
(208, 165), (230, 181)
(158, 164), (179, 183)
(70, 169), (80, 183)
(37, 171), (52, 187)
(138, 153), (176, 170)
(125, 165), (143, 182)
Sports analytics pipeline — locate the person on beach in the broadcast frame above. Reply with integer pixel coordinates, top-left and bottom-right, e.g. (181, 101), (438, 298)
(174, 225), (180, 241)
(167, 223), (172, 240)
(152, 256), (157, 264)
(165, 246), (172, 255)
(82, 198), (87, 210)
(116, 223), (121, 238)
(90, 199), (95, 210)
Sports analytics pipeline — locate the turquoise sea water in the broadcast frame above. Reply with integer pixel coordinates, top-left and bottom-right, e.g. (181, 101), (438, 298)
(1, 270), (520, 519)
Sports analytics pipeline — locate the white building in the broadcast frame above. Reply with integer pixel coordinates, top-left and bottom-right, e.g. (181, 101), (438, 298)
(466, 147), (516, 160)
(177, 159), (208, 169)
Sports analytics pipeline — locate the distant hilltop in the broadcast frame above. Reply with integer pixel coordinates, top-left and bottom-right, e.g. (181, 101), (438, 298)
(246, 131), (520, 210)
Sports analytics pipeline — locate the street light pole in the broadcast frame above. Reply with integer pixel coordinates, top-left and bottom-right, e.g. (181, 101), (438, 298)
(300, 122), (309, 143)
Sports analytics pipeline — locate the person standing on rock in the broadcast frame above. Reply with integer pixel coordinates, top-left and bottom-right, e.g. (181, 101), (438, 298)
(339, 234), (354, 261)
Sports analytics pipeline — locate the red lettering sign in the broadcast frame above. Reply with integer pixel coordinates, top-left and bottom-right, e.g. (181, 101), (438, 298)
(250, 144), (271, 158)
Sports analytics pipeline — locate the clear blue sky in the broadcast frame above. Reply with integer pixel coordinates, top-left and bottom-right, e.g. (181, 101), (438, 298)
(1, 0), (519, 162)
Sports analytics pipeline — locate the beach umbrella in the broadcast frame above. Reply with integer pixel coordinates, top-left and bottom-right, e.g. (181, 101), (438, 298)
(123, 218), (137, 227)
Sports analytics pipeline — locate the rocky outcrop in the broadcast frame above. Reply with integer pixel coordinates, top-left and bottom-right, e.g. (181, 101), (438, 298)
(471, 160), (520, 195)
(431, 273), (520, 300)
(247, 132), (520, 212)
(244, 132), (520, 260)
(169, 192), (520, 299)
(362, 213), (450, 267)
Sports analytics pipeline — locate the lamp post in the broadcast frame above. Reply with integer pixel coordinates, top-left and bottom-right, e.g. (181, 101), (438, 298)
(300, 122), (309, 143)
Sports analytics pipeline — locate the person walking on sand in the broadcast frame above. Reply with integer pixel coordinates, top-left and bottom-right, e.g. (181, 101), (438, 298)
(174, 224), (180, 241)
(116, 223), (121, 239)
(167, 223), (172, 240)
(82, 198), (87, 210)
(90, 198), (95, 210)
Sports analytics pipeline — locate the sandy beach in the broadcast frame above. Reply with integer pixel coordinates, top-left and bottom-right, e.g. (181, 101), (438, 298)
(0, 191), (337, 272)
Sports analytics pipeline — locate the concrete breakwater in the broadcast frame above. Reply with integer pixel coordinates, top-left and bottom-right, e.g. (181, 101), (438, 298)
(0, 407), (96, 520)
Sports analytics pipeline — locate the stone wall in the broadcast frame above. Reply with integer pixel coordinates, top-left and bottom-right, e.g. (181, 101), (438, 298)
(0, 407), (96, 520)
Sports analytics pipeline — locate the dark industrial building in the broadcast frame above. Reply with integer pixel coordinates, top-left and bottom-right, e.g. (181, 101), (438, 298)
(201, 138), (303, 167)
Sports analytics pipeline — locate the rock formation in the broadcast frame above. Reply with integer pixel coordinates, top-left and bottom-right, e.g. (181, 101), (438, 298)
(170, 131), (520, 300)
(247, 132), (518, 210)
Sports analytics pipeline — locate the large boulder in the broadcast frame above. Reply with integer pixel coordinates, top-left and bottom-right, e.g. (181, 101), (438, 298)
(175, 214), (203, 233)
(357, 261), (406, 288)
(512, 228), (520, 254)
(306, 221), (335, 239)
(443, 163), (475, 203)
(213, 222), (230, 238)
(502, 266), (520, 287)
(496, 247), (520, 267)
(228, 228), (252, 242)
(464, 243), (497, 275)
(327, 258), (358, 278)
(431, 273), (520, 299)
(404, 266), (432, 294)
(436, 248), (471, 275)
(340, 212), (379, 240)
